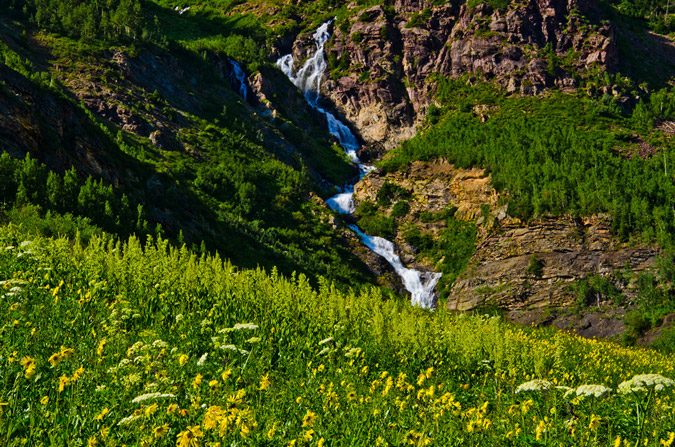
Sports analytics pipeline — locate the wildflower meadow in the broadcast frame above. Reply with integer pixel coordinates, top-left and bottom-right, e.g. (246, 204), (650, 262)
(1, 225), (675, 446)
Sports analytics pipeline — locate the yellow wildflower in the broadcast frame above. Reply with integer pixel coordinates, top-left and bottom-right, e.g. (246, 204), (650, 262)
(87, 436), (98, 447)
(40, 396), (49, 405)
(72, 366), (85, 382)
(145, 403), (159, 417)
(167, 403), (179, 415)
(49, 353), (62, 367)
(222, 368), (232, 381)
(267, 423), (277, 439)
(302, 410), (318, 428)
(97, 340), (106, 357)
(176, 425), (203, 447)
(178, 354), (189, 366)
(60, 346), (74, 360)
(203, 406), (223, 430)
(58, 375), (70, 392)
(209, 380), (219, 389)
(192, 373), (203, 389)
(535, 420), (546, 441)
(100, 427), (110, 439)
(154, 423), (170, 439)
(259, 374), (271, 391)
(615, 436), (622, 447)
(662, 432), (675, 447)
(303, 429), (315, 441)
(588, 414), (601, 431)
(95, 408), (109, 421)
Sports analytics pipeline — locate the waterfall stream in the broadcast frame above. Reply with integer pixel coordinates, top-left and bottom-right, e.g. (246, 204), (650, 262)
(276, 21), (442, 308)
(229, 59), (248, 101)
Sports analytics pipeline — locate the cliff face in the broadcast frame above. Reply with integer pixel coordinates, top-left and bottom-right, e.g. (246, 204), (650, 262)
(353, 161), (657, 318)
(448, 216), (657, 311)
(300, 0), (619, 153)
(0, 63), (123, 184)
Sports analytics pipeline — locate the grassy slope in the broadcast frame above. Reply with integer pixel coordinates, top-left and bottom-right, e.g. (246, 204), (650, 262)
(1, 225), (675, 445)
(0, 4), (373, 290)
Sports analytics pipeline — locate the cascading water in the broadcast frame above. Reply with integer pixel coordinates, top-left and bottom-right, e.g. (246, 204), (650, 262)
(229, 59), (248, 100)
(276, 21), (442, 308)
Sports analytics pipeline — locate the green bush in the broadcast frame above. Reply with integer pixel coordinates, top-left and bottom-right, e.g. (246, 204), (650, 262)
(390, 200), (411, 218)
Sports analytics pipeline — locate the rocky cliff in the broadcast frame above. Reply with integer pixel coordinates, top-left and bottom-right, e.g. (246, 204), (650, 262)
(353, 160), (658, 323)
(287, 0), (620, 154)
(448, 216), (657, 311)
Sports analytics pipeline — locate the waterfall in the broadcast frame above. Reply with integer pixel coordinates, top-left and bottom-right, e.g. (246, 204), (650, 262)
(276, 21), (442, 308)
(229, 59), (247, 100)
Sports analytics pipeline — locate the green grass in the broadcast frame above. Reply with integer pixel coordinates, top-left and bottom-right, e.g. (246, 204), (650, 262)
(2, 225), (675, 445)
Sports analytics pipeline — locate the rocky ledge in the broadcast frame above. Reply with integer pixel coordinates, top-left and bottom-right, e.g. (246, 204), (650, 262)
(448, 216), (657, 311)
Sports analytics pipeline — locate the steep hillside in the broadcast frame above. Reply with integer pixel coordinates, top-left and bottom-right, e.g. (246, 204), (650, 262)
(4, 0), (675, 344)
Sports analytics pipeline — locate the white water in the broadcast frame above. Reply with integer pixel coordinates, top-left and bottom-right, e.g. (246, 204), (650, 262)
(349, 225), (442, 308)
(229, 59), (248, 100)
(276, 21), (441, 308)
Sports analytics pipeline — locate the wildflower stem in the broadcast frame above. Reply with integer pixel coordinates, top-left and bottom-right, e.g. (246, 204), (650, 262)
(634, 388), (653, 447)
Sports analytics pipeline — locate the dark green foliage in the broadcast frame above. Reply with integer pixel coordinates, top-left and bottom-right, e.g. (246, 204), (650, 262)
(358, 214), (397, 239)
(376, 181), (410, 207)
(25, 0), (143, 42)
(403, 226), (434, 251)
(381, 79), (675, 245)
(431, 217), (477, 301)
(390, 200), (411, 218)
(405, 8), (432, 28)
(624, 310), (652, 337)
(0, 153), (142, 239)
(571, 274), (625, 308)
(527, 255), (545, 278)
(351, 31), (364, 43)
(355, 200), (379, 216)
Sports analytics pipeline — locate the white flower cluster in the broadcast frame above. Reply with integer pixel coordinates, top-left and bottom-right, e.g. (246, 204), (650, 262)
(219, 322), (259, 332)
(117, 414), (140, 426)
(515, 379), (552, 393)
(575, 384), (612, 398)
(152, 339), (169, 349)
(197, 353), (208, 366)
(618, 374), (675, 394)
(220, 344), (249, 355)
(131, 392), (176, 404)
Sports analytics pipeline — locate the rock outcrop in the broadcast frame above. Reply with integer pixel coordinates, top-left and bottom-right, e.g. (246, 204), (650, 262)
(354, 160), (500, 221)
(448, 216), (657, 311)
(0, 63), (122, 183)
(286, 0), (618, 152)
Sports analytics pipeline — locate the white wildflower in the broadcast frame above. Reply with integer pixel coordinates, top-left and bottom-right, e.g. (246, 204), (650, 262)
(233, 323), (259, 330)
(220, 344), (249, 355)
(516, 379), (552, 393)
(619, 374), (675, 394)
(118, 414), (140, 426)
(576, 384), (612, 398)
(319, 337), (333, 345)
(175, 314), (183, 323)
(96, 384), (107, 392)
(131, 392), (176, 404)
(318, 347), (330, 355)
(127, 341), (144, 356)
(345, 347), (361, 358)
(197, 353), (208, 366)
(246, 337), (261, 344)
(152, 339), (169, 349)
(117, 359), (132, 368)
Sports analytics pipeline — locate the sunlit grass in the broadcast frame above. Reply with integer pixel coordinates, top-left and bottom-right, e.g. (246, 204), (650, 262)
(0, 224), (674, 445)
